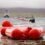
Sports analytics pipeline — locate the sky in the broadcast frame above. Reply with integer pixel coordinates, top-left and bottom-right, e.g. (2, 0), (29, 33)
(0, 0), (45, 8)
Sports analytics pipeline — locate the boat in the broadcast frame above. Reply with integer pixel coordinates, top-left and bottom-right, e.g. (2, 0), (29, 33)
(4, 15), (9, 18)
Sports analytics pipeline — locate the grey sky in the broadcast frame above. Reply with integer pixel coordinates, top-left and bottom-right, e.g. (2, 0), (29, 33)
(0, 0), (45, 8)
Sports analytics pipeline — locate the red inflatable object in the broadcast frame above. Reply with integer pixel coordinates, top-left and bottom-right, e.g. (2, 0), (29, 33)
(15, 26), (32, 39)
(29, 29), (41, 40)
(1, 27), (8, 36)
(5, 27), (23, 39)
(32, 27), (44, 36)
(2, 20), (13, 27)
(5, 26), (32, 39)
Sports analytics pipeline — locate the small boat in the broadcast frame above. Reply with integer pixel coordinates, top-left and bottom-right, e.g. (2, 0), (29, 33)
(4, 15), (9, 18)
(29, 18), (35, 23)
(25, 16), (35, 23)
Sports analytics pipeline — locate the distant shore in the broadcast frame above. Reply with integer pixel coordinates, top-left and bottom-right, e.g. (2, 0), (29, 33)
(0, 8), (45, 17)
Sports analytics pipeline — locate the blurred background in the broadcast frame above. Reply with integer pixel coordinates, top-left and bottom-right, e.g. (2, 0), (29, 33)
(0, 0), (45, 18)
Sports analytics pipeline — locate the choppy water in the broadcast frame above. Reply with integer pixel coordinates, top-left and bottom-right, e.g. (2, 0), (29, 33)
(0, 17), (45, 28)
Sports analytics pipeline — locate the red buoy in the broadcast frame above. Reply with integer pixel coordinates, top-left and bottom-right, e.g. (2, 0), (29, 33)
(28, 29), (41, 40)
(15, 26), (32, 39)
(5, 27), (23, 39)
(1, 27), (8, 36)
(5, 26), (32, 40)
(2, 20), (13, 27)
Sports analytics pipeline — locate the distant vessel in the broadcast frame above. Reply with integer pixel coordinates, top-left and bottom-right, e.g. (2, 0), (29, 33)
(4, 9), (10, 18)
(25, 16), (35, 23)
(29, 16), (35, 23)
(29, 18), (35, 23)
(4, 15), (9, 18)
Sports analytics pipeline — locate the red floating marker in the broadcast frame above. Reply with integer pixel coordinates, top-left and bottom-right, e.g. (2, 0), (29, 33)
(5, 27), (23, 39)
(1, 27), (8, 36)
(15, 26), (32, 39)
(31, 27), (44, 37)
(2, 20), (13, 27)
(5, 26), (32, 40)
(28, 29), (41, 40)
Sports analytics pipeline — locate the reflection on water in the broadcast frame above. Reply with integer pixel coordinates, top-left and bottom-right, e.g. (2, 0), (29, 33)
(0, 35), (15, 45)
(0, 35), (45, 45)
